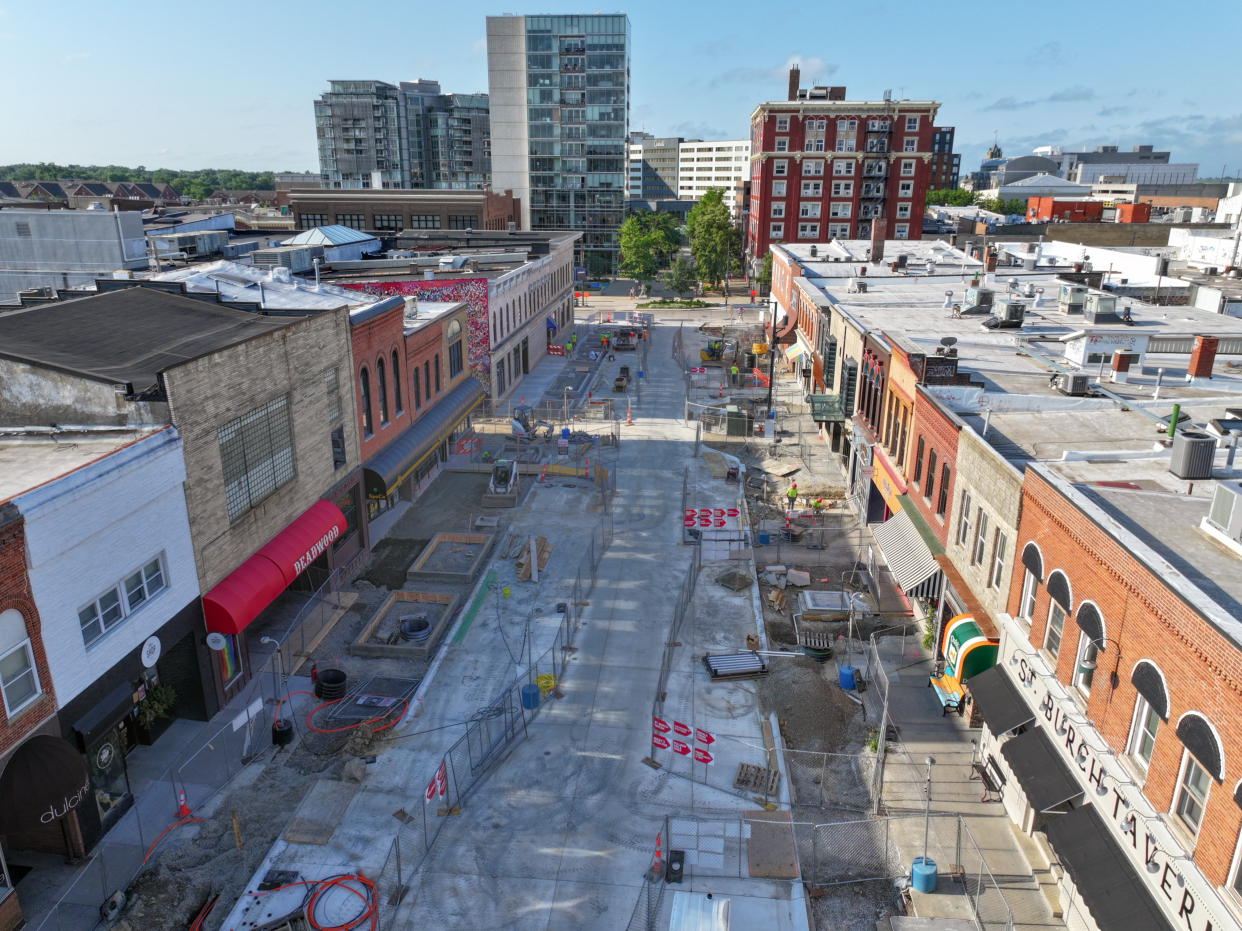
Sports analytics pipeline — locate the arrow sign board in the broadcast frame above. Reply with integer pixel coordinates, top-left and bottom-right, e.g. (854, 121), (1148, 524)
(698, 509), (711, 518)
(673, 721), (691, 736)
(672, 739), (691, 756)
(653, 716), (671, 733)
(684, 518), (696, 528)
(695, 727), (715, 745)
(699, 518), (711, 527)
(714, 519), (726, 527)
(652, 733), (670, 750)
(713, 509), (724, 517)
(693, 748), (714, 765)
(684, 509), (696, 518)
(727, 508), (740, 517)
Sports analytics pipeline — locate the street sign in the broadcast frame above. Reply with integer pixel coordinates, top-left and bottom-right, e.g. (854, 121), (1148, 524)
(726, 508), (739, 517)
(653, 716), (671, 733)
(683, 518), (696, 528)
(698, 518), (711, 527)
(714, 519), (726, 527)
(673, 721), (691, 736)
(672, 739), (691, 756)
(652, 734), (670, 750)
(693, 748), (714, 765)
(713, 509), (724, 517)
(695, 727), (715, 745)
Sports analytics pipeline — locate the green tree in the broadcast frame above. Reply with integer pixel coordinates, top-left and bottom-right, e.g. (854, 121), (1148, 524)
(660, 257), (698, 298)
(619, 212), (683, 280)
(686, 190), (739, 289)
(925, 188), (974, 207)
(974, 196), (1027, 216)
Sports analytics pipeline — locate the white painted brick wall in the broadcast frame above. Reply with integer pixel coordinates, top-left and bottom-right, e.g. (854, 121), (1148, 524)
(15, 428), (199, 706)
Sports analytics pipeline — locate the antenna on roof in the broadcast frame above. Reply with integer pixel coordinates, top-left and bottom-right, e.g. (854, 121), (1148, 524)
(940, 337), (957, 347)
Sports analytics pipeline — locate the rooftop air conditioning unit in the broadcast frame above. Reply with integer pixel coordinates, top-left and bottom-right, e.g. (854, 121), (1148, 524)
(983, 301), (1026, 330)
(1206, 480), (1242, 541)
(1056, 373), (1089, 396)
(965, 286), (994, 308)
(1170, 430), (1216, 480)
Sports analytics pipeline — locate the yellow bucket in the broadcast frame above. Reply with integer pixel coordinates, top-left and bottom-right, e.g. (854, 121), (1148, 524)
(752, 342), (769, 355)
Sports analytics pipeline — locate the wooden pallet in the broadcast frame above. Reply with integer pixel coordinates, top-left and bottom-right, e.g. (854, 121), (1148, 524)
(734, 762), (781, 795)
(516, 536), (553, 580)
(798, 630), (835, 650)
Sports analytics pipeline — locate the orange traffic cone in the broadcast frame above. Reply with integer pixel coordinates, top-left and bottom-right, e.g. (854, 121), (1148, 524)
(539, 465), (547, 483)
(626, 406), (633, 426)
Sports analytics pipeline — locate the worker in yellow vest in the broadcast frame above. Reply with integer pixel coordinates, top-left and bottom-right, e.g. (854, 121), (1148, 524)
(786, 482), (798, 509)
(730, 363), (739, 387)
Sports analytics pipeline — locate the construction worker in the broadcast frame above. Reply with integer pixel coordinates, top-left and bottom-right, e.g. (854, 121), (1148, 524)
(601, 333), (609, 351)
(786, 482), (798, 509)
(730, 362), (739, 387)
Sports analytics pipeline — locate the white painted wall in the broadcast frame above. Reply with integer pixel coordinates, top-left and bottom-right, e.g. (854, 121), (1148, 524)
(486, 16), (530, 231)
(1170, 227), (1242, 269)
(15, 428), (199, 705)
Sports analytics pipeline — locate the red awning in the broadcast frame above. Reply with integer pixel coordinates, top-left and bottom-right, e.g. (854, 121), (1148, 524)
(203, 499), (346, 635)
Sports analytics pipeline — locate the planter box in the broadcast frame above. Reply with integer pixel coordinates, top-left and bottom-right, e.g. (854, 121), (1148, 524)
(135, 714), (173, 746)
(406, 532), (494, 584)
(349, 591), (461, 660)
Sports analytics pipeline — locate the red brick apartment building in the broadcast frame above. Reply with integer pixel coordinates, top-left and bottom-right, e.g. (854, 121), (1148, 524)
(746, 73), (939, 266)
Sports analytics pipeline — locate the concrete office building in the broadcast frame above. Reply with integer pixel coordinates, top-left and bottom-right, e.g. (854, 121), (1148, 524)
(0, 209), (148, 304)
(314, 80), (491, 191)
(626, 135), (752, 217)
(929, 126), (960, 190)
(487, 13), (630, 271)
(677, 139), (751, 214)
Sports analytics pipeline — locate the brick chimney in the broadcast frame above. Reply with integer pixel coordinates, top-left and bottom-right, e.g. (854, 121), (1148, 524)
(788, 66), (801, 101)
(870, 217), (887, 264)
(1189, 335), (1219, 378)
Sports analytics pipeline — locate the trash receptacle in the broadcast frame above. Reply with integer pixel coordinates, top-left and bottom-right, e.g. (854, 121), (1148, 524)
(911, 857), (938, 892)
(839, 665), (857, 690)
(520, 684), (541, 710)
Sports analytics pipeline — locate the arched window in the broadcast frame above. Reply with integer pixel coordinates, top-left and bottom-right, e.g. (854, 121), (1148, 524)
(925, 450), (937, 502)
(359, 367), (373, 436)
(392, 350), (403, 413)
(1, 608), (41, 715)
(376, 357), (389, 424)
(434, 354), (441, 393)
(448, 320), (464, 378)
(424, 362), (431, 401)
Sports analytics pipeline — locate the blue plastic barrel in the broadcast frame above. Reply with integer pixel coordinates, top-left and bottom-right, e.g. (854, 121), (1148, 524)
(561, 427), (571, 440)
(839, 665), (857, 690)
(911, 857), (938, 893)
(757, 532), (770, 545)
(520, 684), (541, 710)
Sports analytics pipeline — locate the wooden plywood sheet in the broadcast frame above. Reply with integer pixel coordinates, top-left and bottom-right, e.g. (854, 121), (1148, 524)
(744, 809), (799, 879)
(703, 450), (728, 478)
(282, 780), (358, 845)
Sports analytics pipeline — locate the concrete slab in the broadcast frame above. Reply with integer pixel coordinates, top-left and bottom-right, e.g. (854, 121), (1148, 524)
(282, 779), (358, 845)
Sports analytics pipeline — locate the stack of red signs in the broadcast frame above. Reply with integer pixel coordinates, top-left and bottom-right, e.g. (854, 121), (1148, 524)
(652, 716), (715, 764)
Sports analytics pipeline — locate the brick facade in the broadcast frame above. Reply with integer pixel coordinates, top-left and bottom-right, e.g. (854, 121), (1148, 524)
(163, 306), (360, 594)
(746, 99), (939, 264)
(905, 386), (960, 547)
(1009, 466), (1242, 888)
(0, 504), (57, 767)
(942, 426), (1023, 628)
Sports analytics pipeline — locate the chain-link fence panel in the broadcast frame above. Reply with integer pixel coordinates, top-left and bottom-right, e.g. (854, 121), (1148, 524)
(666, 816), (748, 880)
(624, 874), (667, 931)
(783, 748), (876, 813)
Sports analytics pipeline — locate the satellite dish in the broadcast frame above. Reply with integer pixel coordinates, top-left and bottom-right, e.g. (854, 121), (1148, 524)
(940, 337), (958, 347)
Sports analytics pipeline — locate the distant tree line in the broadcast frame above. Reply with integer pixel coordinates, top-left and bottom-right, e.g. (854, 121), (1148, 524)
(925, 188), (1027, 216)
(0, 163), (286, 200)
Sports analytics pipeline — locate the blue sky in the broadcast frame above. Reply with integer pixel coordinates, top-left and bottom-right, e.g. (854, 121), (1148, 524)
(2, 0), (1239, 179)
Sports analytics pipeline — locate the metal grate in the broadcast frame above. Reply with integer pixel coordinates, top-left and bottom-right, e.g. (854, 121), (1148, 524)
(328, 675), (422, 722)
(218, 395), (296, 521)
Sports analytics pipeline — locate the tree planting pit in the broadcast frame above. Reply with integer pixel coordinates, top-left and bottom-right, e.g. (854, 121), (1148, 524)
(406, 532), (495, 583)
(349, 591), (461, 659)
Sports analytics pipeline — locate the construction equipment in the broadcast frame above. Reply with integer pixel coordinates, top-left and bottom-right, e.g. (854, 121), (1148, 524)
(510, 404), (554, 438)
(488, 459), (518, 496)
(614, 364), (631, 392)
(701, 340), (724, 362)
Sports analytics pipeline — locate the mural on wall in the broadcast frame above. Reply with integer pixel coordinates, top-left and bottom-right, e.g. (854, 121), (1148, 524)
(343, 279), (492, 391)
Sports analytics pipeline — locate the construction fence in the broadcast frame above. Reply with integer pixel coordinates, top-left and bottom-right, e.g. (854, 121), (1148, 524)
(30, 568), (360, 931)
(627, 812), (1013, 931)
(372, 507), (614, 929)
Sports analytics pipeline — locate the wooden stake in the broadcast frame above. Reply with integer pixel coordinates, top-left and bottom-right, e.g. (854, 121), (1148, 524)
(231, 811), (242, 850)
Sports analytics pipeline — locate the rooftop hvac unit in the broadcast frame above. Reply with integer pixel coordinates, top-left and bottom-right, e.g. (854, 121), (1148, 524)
(965, 286), (994, 307)
(983, 301), (1026, 330)
(1170, 429), (1216, 480)
(1083, 293), (1119, 323)
(1206, 480), (1242, 541)
(1059, 284), (1087, 306)
(1056, 373), (1090, 396)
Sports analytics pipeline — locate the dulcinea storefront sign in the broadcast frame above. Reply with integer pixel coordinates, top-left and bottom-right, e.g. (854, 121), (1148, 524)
(40, 776), (91, 824)
(293, 525), (340, 575)
(1004, 633), (1235, 931)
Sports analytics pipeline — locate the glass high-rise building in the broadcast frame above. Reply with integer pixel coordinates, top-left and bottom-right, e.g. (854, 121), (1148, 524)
(487, 14), (630, 272)
(314, 80), (491, 190)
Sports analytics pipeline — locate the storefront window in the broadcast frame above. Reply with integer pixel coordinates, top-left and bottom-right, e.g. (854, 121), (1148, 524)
(334, 488), (359, 550)
(86, 725), (132, 822)
(1128, 698), (1159, 769)
(217, 633), (241, 686)
(1045, 602), (1066, 659)
(1175, 754), (1210, 835)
